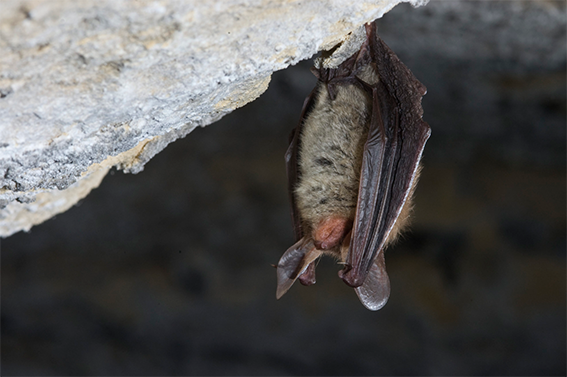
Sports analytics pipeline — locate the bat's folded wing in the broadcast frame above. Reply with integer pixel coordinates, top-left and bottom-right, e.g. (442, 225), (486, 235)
(342, 28), (431, 289)
(355, 251), (390, 310)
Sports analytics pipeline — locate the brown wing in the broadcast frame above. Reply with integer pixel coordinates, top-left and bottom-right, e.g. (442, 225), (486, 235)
(340, 24), (431, 290)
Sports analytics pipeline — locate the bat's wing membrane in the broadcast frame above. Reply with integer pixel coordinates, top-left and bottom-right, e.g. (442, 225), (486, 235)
(342, 26), (431, 290)
(276, 238), (321, 299)
(355, 250), (390, 310)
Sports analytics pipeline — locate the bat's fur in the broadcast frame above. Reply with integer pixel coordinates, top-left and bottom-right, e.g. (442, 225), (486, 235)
(295, 66), (377, 233)
(295, 65), (418, 247)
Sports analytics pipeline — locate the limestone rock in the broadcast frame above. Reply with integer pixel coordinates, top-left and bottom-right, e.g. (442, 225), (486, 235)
(0, 0), (427, 237)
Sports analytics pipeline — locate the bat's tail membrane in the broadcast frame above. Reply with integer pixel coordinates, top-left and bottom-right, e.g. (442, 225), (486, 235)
(276, 238), (320, 299)
(354, 251), (390, 311)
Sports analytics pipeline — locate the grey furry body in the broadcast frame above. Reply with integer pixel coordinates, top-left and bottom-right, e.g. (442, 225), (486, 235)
(296, 67), (379, 232)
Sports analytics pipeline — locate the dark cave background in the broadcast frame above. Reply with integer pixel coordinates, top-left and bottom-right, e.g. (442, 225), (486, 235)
(2, 1), (566, 375)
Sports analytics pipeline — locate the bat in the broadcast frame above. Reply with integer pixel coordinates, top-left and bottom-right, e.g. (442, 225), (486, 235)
(275, 22), (431, 310)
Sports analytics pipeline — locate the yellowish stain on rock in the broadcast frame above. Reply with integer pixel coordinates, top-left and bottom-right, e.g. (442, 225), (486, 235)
(84, 137), (156, 175)
(214, 75), (271, 111)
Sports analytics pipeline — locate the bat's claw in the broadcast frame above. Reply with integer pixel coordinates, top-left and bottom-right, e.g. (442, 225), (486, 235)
(298, 262), (317, 286)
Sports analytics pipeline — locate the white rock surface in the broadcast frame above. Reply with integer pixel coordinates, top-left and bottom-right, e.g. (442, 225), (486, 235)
(0, 0), (426, 237)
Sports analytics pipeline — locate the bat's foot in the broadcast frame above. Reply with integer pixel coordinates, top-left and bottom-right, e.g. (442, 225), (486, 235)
(298, 262), (317, 286)
(338, 265), (365, 288)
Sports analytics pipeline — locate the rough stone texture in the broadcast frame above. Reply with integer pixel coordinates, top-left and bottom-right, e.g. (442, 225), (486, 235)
(0, 141), (146, 235)
(0, 0), (427, 237)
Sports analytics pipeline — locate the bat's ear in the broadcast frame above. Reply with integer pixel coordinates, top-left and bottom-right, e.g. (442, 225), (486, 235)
(354, 251), (390, 311)
(276, 238), (320, 299)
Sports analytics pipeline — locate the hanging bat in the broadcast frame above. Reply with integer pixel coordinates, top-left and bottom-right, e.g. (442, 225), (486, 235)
(275, 22), (431, 310)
